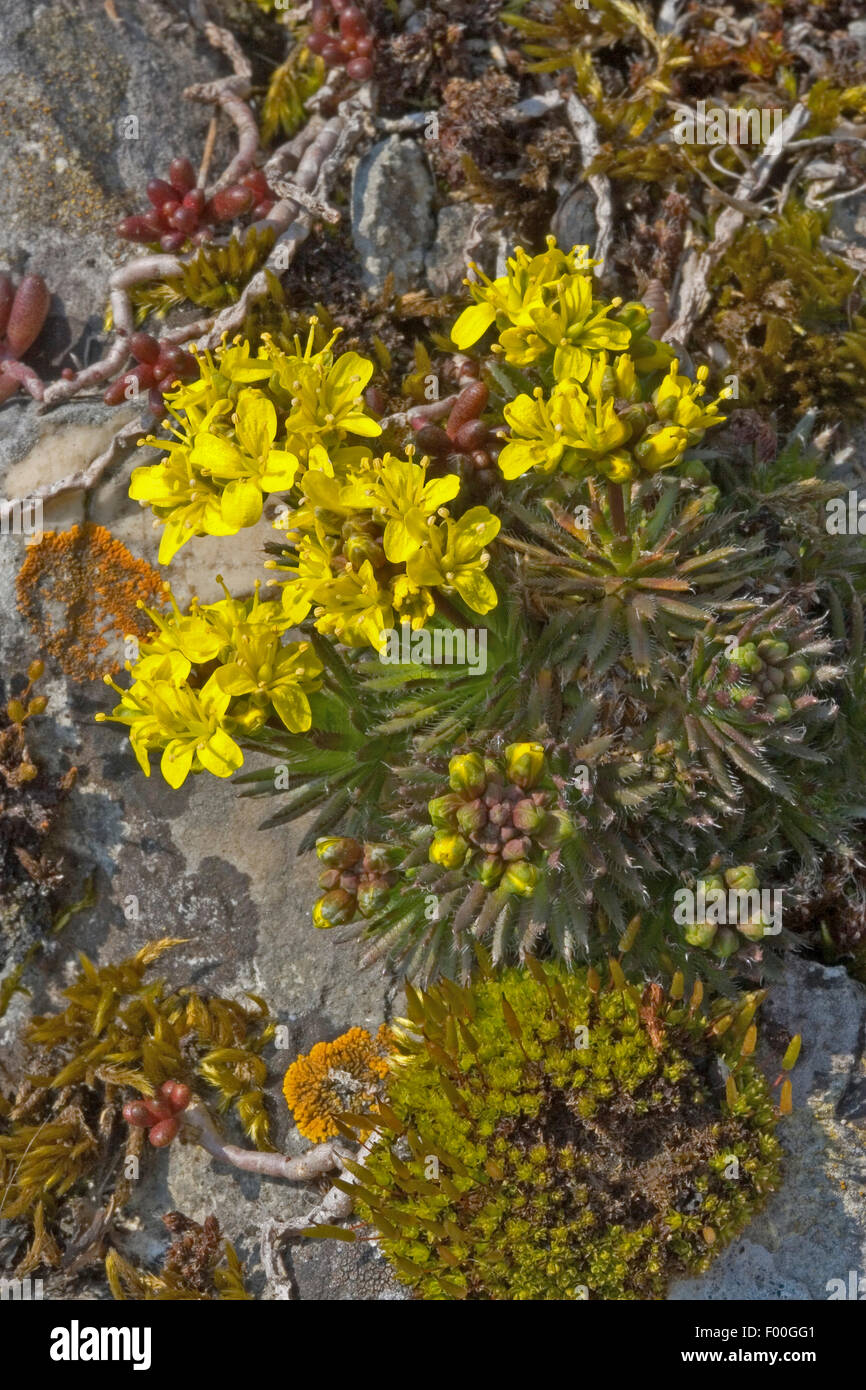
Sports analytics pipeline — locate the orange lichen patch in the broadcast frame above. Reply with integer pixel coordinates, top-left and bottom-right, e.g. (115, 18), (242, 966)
(16, 524), (164, 681)
(283, 1025), (392, 1143)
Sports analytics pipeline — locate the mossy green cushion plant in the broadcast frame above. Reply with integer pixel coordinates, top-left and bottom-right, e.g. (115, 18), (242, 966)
(322, 957), (790, 1300)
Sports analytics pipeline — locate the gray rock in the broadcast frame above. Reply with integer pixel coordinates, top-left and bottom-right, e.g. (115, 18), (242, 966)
(0, 0), (233, 362)
(551, 184), (598, 254)
(671, 959), (866, 1301)
(426, 203), (481, 296)
(352, 136), (435, 294)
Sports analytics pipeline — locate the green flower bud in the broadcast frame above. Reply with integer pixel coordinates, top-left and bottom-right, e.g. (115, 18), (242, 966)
(537, 809), (575, 848)
(696, 874), (725, 898)
(448, 752), (487, 797)
(682, 459), (711, 485)
(504, 742), (546, 790)
(757, 639), (789, 665)
(737, 914), (768, 942)
(344, 531), (385, 570)
(730, 643), (762, 674)
(684, 920), (718, 949)
(429, 831), (470, 870)
(766, 693), (793, 721)
(312, 888), (357, 929)
(457, 798), (488, 835)
(362, 842), (404, 872)
(478, 855), (504, 888)
(723, 865), (759, 893)
(428, 793), (463, 830)
(316, 836), (363, 870)
(356, 876), (391, 917)
(785, 662), (811, 690)
(711, 927), (740, 959)
(512, 798), (546, 833)
(502, 860), (540, 897)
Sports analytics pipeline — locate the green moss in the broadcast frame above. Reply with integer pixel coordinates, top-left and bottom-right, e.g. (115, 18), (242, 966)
(327, 960), (785, 1300)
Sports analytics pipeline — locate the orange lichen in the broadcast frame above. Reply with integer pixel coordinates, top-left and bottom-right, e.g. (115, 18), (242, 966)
(282, 1025), (392, 1143)
(16, 524), (164, 680)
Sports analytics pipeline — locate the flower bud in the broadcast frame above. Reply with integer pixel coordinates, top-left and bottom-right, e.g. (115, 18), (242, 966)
(766, 693), (793, 721)
(362, 842), (403, 872)
(356, 876), (391, 917)
(502, 860), (540, 897)
(723, 865), (759, 893)
(344, 531), (385, 570)
(504, 742), (545, 790)
(312, 888), (357, 928)
(429, 831), (470, 870)
(785, 662), (811, 690)
(729, 643), (762, 674)
(6, 698), (26, 723)
(684, 920), (717, 949)
(318, 868), (341, 891)
(633, 423), (688, 471)
(316, 836), (363, 870)
(538, 809), (574, 847)
(488, 801), (511, 827)
(512, 798), (546, 833)
(737, 915), (768, 942)
(478, 854), (504, 888)
(457, 797), (488, 835)
(501, 836), (531, 862)
(757, 639), (789, 665)
(448, 752), (487, 797)
(27, 659), (45, 681)
(428, 793), (463, 830)
(711, 927), (740, 959)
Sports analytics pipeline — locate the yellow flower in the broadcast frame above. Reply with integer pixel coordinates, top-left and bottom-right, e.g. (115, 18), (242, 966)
(451, 238), (597, 360)
(652, 361), (727, 440)
(214, 626), (322, 732)
(190, 391), (299, 529)
(341, 453), (461, 562)
(129, 444), (237, 564)
(524, 273), (632, 381)
(407, 507), (500, 614)
(98, 666), (243, 787)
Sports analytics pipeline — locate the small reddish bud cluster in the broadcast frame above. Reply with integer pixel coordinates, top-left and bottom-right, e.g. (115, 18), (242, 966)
(308, 0), (375, 81)
(117, 160), (275, 252)
(0, 273), (51, 403)
(410, 375), (501, 484)
(123, 1080), (191, 1148)
(103, 332), (197, 414)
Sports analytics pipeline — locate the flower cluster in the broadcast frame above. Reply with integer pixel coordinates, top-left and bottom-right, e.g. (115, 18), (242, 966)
(453, 237), (729, 484)
(679, 863), (777, 957)
(312, 836), (404, 929)
(427, 744), (573, 898)
(97, 582), (322, 787)
(130, 327), (382, 563)
(271, 453), (500, 651)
